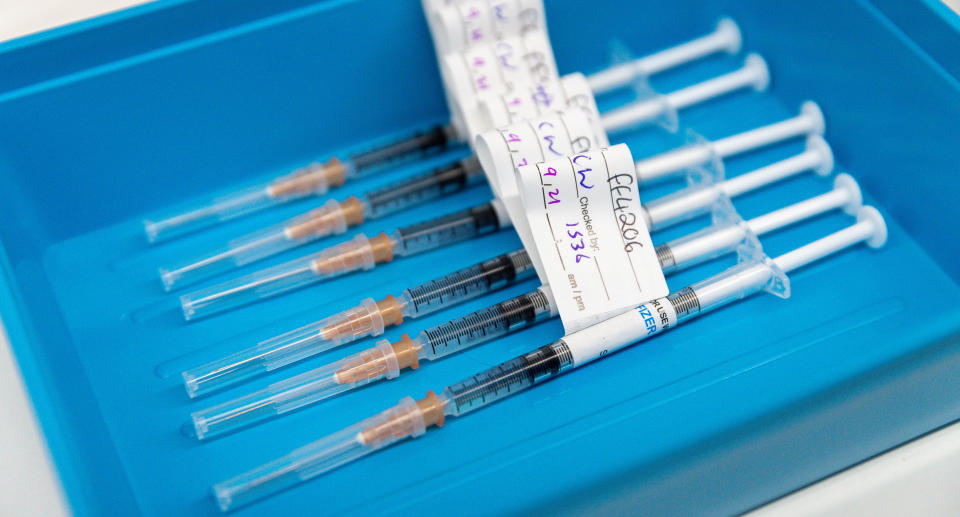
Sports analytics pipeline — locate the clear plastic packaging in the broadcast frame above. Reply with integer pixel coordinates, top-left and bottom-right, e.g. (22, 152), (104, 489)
(393, 202), (505, 256)
(420, 287), (555, 359)
(365, 157), (483, 218)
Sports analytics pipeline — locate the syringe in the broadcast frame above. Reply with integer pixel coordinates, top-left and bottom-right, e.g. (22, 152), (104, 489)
(161, 58), (769, 291)
(634, 101), (825, 183)
(597, 53), (769, 136)
(181, 249), (536, 398)
(586, 18), (742, 95)
(178, 78), (801, 320)
(145, 20), (739, 244)
(159, 157), (485, 291)
(641, 135), (833, 231)
(180, 200), (512, 320)
(185, 174), (862, 440)
(180, 139), (835, 395)
(143, 125), (456, 243)
(211, 206), (888, 512)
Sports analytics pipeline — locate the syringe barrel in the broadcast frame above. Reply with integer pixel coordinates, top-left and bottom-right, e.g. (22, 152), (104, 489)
(181, 298), (386, 398)
(399, 249), (535, 317)
(420, 287), (555, 360)
(656, 223), (747, 274)
(364, 157), (482, 218)
(665, 54), (767, 112)
(212, 396), (425, 512)
(443, 342), (573, 417)
(393, 202), (507, 256)
(348, 125), (452, 176)
(669, 262), (773, 322)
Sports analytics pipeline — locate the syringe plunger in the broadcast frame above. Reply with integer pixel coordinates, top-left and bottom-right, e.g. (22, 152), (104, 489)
(599, 54), (769, 136)
(586, 17), (742, 95)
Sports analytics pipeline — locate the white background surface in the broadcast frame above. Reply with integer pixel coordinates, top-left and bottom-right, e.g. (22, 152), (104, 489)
(0, 1), (958, 516)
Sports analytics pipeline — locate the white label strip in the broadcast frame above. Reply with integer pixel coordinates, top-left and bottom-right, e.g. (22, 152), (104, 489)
(474, 108), (602, 278)
(518, 144), (669, 333)
(561, 296), (678, 366)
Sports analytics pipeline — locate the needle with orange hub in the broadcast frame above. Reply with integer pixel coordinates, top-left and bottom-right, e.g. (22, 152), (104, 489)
(183, 173), (864, 441)
(178, 137), (836, 397)
(209, 206), (889, 512)
(159, 157), (484, 291)
(179, 199), (512, 321)
(142, 125), (458, 243)
(180, 248), (535, 398)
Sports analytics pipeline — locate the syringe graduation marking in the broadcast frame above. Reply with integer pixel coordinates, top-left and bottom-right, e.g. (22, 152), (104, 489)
(448, 344), (567, 414)
(404, 250), (529, 314)
(423, 289), (549, 356)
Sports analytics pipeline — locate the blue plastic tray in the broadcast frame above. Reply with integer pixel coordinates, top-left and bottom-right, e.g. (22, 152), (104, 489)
(1, 1), (959, 515)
